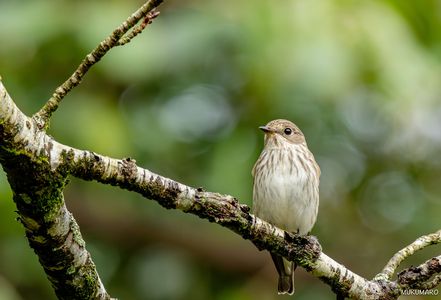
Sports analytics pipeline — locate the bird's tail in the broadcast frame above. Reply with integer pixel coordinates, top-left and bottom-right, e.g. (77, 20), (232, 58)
(271, 253), (295, 295)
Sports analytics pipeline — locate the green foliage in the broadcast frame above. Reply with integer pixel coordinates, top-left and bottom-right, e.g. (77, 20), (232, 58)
(1, 0), (441, 299)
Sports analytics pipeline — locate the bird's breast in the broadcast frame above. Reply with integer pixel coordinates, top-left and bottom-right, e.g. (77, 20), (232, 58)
(252, 148), (319, 234)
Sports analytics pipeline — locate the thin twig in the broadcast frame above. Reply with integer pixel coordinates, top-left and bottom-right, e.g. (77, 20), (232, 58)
(374, 230), (441, 281)
(33, 0), (163, 130)
(117, 10), (160, 46)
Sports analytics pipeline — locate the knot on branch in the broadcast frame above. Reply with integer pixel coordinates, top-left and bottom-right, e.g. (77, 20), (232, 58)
(284, 232), (322, 265)
(121, 157), (138, 180)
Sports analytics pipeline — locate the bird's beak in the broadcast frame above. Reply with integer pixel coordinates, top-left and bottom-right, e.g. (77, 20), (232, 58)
(259, 126), (274, 133)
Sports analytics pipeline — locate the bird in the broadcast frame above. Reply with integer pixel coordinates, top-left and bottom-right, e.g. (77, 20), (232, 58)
(252, 119), (320, 295)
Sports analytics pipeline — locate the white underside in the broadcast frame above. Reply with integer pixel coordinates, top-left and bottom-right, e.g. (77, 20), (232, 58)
(253, 146), (319, 235)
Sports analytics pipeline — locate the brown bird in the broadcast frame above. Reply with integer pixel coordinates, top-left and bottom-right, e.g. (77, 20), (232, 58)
(252, 119), (320, 295)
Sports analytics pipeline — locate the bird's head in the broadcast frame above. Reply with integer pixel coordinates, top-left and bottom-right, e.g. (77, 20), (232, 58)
(259, 119), (306, 147)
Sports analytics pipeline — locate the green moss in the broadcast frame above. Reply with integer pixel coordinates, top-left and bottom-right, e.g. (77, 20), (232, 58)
(71, 263), (100, 298)
(39, 179), (68, 223)
(67, 265), (76, 275)
(3, 147), (32, 158)
(70, 219), (85, 248)
(319, 267), (353, 298)
(19, 215), (40, 231)
(19, 193), (32, 204)
(83, 265), (97, 287)
(31, 235), (47, 244)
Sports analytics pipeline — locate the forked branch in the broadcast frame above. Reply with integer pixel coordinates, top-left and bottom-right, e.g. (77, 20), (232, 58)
(375, 230), (441, 281)
(33, 0), (163, 130)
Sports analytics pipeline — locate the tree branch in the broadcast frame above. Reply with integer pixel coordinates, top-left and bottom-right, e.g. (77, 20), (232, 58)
(3, 80), (439, 299)
(375, 230), (441, 281)
(0, 82), (112, 300)
(117, 10), (160, 46)
(398, 256), (441, 289)
(32, 0), (163, 130)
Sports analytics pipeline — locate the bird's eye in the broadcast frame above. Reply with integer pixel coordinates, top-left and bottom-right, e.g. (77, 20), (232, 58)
(284, 128), (292, 135)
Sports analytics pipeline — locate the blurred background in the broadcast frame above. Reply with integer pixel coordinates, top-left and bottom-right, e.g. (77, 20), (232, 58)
(1, 0), (441, 299)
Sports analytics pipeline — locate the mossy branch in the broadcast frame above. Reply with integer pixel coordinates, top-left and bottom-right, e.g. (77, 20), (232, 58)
(1, 80), (440, 299)
(0, 82), (112, 299)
